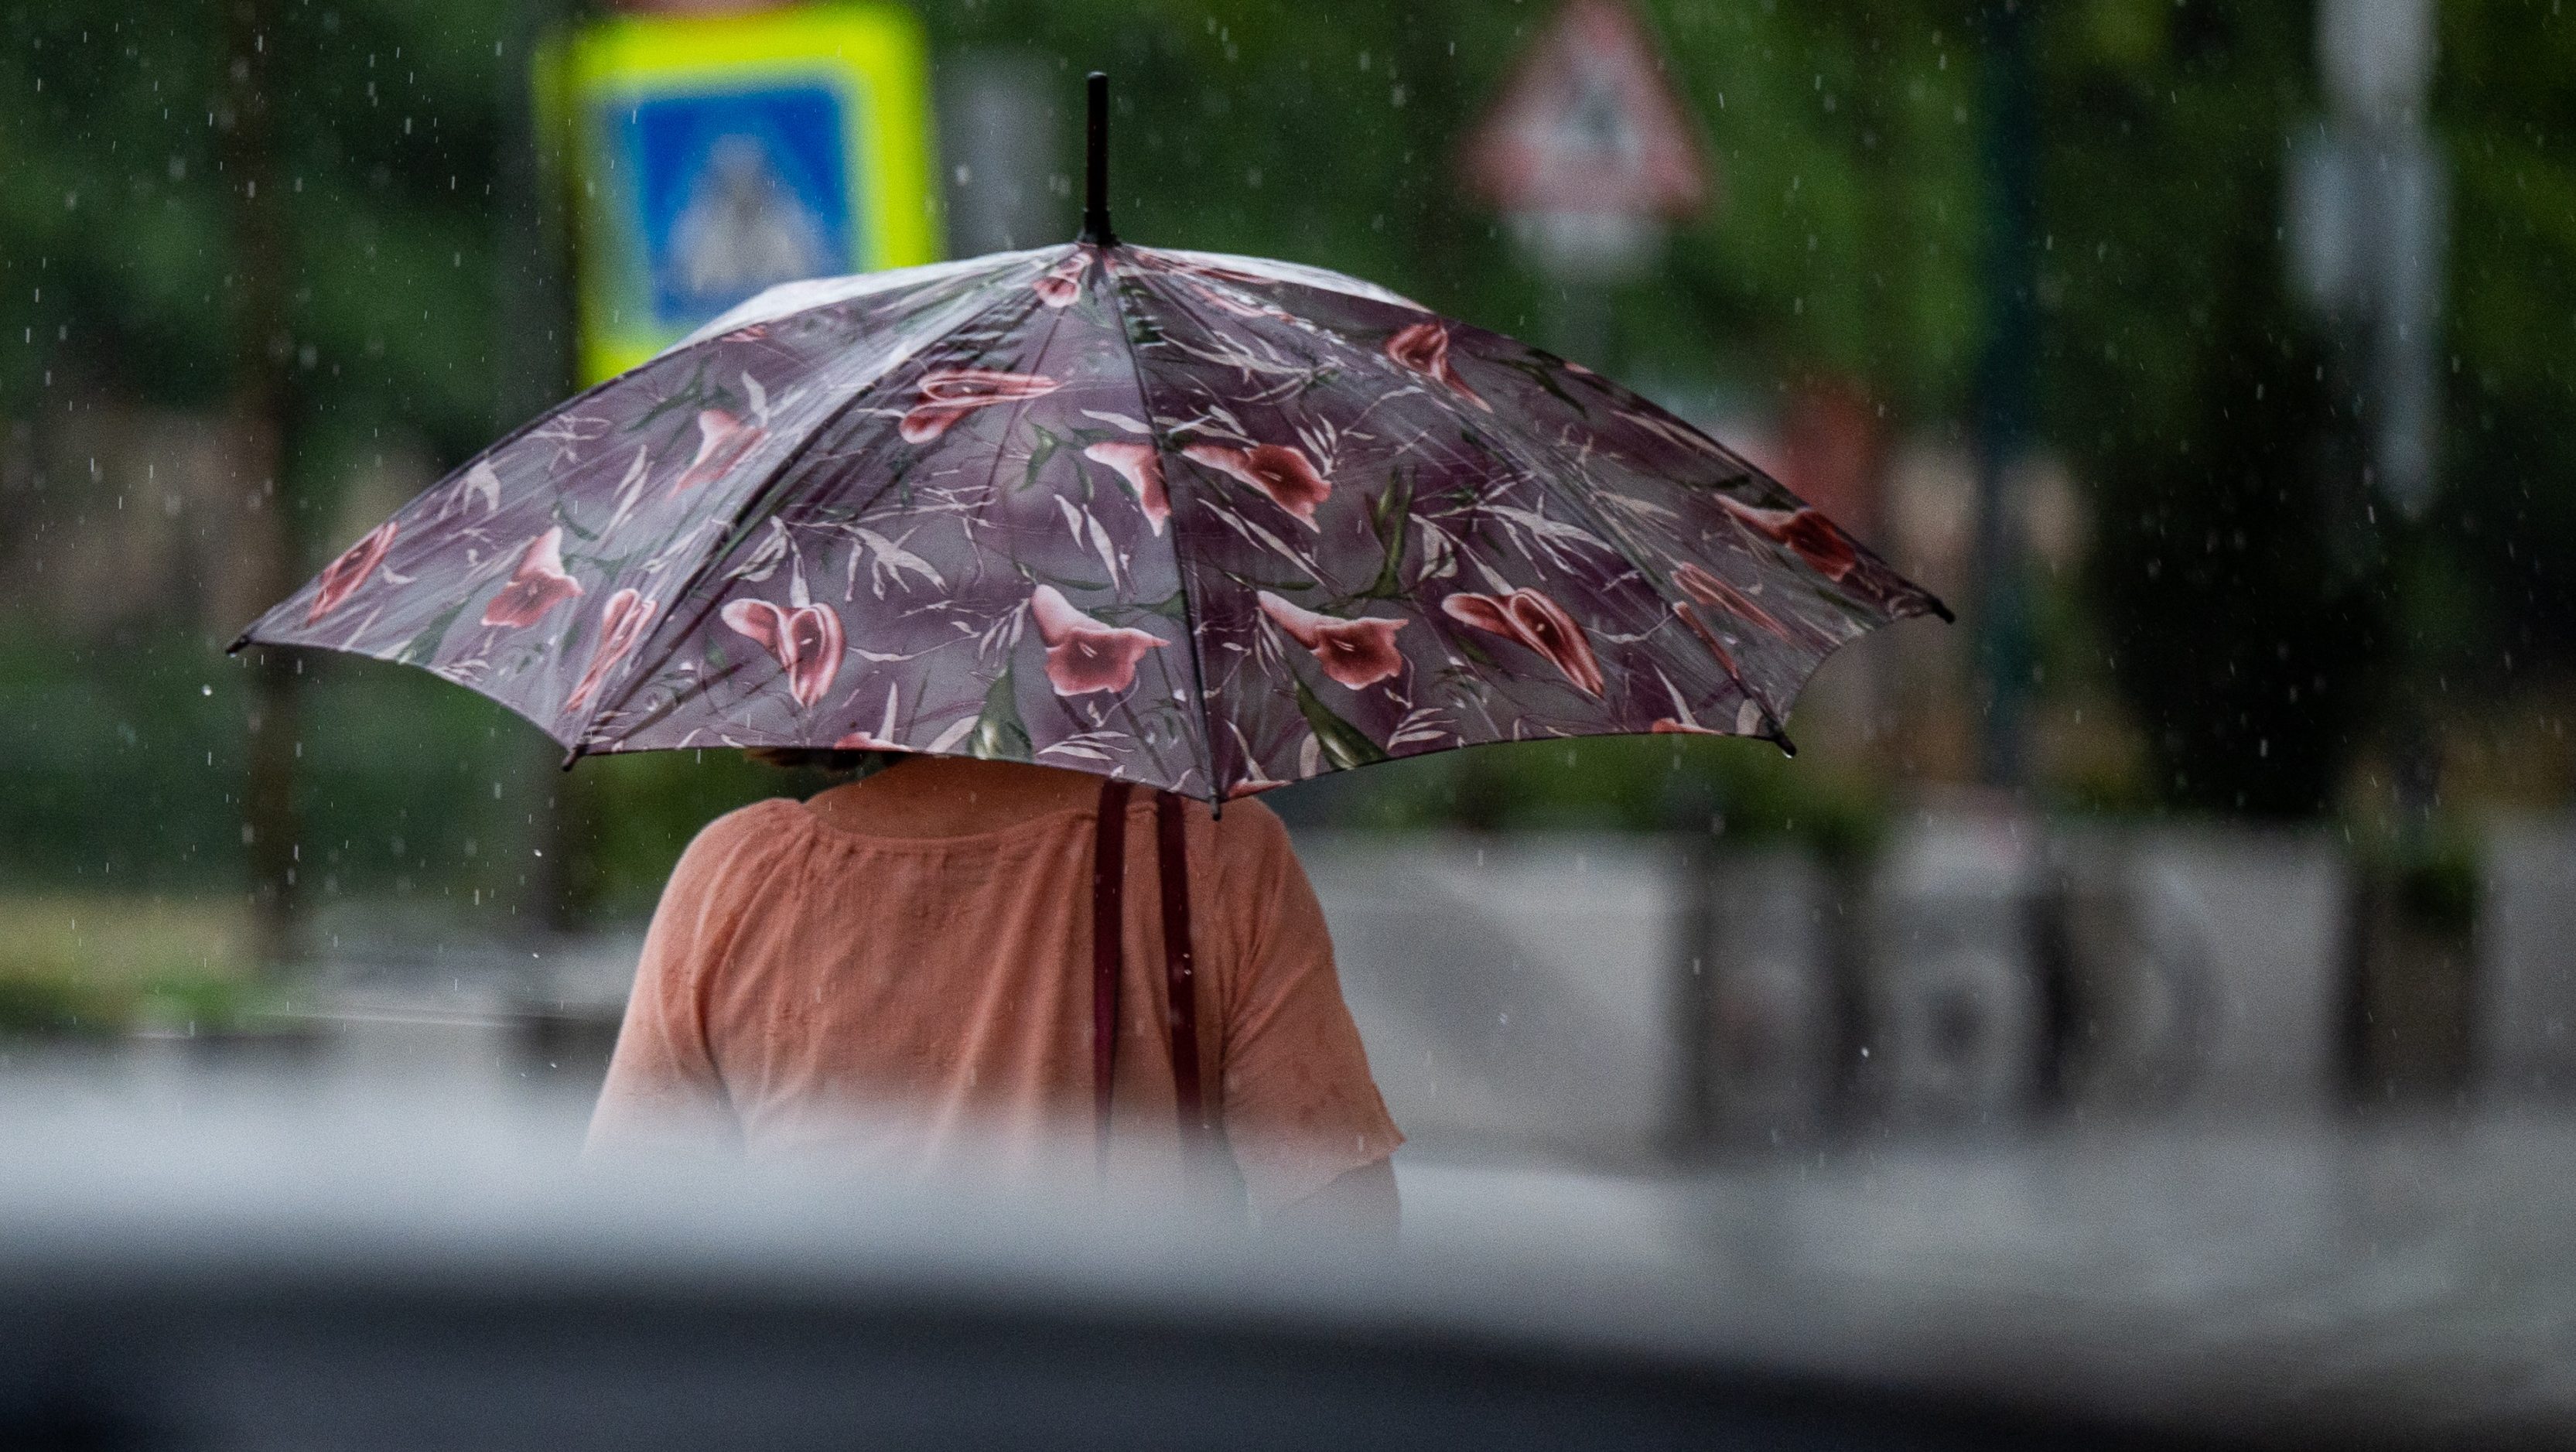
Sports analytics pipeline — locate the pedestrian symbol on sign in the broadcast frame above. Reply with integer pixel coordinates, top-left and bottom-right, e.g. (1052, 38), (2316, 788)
(635, 88), (849, 324)
(545, 4), (939, 382)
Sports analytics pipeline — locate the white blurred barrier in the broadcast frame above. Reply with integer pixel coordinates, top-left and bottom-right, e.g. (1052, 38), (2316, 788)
(1305, 813), (2359, 1159)
(2053, 828), (2347, 1113)
(2480, 816), (2576, 1095)
(1297, 833), (1687, 1164)
(58, 821), (2555, 1170)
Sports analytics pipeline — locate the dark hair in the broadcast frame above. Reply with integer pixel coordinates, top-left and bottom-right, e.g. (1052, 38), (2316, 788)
(744, 746), (909, 777)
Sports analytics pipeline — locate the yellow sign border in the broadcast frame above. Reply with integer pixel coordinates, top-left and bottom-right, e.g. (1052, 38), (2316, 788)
(552, 4), (940, 383)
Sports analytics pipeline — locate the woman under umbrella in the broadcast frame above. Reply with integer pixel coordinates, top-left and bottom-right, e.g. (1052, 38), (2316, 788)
(235, 78), (1942, 1225)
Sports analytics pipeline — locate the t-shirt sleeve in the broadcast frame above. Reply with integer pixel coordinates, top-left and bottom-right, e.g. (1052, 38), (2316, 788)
(585, 801), (795, 1153)
(1213, 805), (1405, 1214)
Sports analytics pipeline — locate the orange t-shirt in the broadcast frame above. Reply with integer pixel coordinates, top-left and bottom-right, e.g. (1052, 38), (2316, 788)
(587, 758), (1402, 1213)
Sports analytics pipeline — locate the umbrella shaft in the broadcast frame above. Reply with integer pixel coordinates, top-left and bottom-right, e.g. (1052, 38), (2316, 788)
(1081, 72), (1116, 246)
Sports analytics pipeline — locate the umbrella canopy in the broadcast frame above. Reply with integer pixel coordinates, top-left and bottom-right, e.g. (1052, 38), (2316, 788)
(235, 82), (1945, 803)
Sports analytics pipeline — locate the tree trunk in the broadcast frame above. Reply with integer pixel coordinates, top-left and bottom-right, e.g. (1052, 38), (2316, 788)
(221, 0), (303, 969)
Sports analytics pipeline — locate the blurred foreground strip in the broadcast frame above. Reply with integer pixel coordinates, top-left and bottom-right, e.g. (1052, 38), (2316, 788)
(0, 1078), (2568, 1449)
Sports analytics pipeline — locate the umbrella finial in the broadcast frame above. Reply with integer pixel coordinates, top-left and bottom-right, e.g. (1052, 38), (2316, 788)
(1080, 71), (1116, 246)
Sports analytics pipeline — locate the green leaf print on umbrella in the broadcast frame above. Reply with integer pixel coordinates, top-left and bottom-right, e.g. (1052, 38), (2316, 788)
(969, 668), (1033, 763)
(1294, 676), (1389, 770)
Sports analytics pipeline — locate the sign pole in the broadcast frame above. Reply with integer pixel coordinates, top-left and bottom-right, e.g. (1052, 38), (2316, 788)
(1969, 4), (2038, 794)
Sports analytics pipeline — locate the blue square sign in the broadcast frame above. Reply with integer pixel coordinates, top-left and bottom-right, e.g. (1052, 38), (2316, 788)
(626, 85), (855, 326)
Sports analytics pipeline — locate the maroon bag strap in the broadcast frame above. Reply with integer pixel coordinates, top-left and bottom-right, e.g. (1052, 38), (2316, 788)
(1154, 790), (1212, 1146)
(1091, 779), (1132, 1160)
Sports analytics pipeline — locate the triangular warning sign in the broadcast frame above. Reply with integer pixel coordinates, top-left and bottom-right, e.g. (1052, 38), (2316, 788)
(1464, 0), (1711, 218)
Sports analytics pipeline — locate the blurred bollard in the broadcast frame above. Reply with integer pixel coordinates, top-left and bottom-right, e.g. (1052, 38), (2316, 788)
(512, 1008), (623, 1092)
(507, 929), (641, 1094)
(2349, 842), (2476, 1105)
(2479, 817), (2576, 1098)
(2048, 828), (2345, 1115)
(1861, 809), (2041, 1127)
(1298, 833), (1684, 1166)
(1691, 851), (1837, 1150)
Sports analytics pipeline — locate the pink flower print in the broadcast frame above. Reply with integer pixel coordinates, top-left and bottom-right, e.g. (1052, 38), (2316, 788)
(1671, 601), (1743, 681)
(898, 367), (1061, 444)
(1383, 320), (1491, 412)
(1671, 562), (1789, 639)
(1029, 583), (1166, 696)
(1084, 440), (1169, 535)
(1256, 591), (1408, 690)
(1033, 250), (1090, 307)
(1650, 717), (1721, 735)
(675, 408), (762, 491)
(480, 526), (584, 629)
(563, 588), (656, 716)
(721, 598), (846, 711)
(1180, 442), (1332, 529)
(305, 521), (396, 624)
(1717, 494), (1858, 582)
(1440, 587), (1606, 697)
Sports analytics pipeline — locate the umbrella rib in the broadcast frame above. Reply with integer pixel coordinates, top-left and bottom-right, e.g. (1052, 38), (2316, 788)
(1098, 263), (1224, 801)
(565, 259), (1059, 753)
(1461, 378), (1794, 736)
(1131, 265), (1790, 741)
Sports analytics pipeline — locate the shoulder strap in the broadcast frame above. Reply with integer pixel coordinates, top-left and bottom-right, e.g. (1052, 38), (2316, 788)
(1091, 779), (1131, 1162)
(1155, 790), (1212, 1147)
(1091, 784), (1221, 1167)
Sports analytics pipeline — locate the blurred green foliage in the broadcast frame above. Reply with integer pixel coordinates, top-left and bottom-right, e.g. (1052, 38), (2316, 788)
(0, 973), (122, 1040)
(0, 969), (278, 1039)
(4, 0), (2575, 923)
(1272, 733), (1890, 863)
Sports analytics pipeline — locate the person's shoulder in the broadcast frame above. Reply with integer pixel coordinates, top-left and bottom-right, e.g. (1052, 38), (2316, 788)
(678, 797), (813, 867)
(1204, 793), (1298, 867)
(700, 795), (811, 839)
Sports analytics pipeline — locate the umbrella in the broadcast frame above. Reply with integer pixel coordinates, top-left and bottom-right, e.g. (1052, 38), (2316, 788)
(234, 74), (1947, 802)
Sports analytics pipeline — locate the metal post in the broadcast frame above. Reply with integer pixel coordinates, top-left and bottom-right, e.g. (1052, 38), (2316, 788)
(1969, 2), (2038, 792)
(497, 1), (581, 936)
(222, 0), (305, 969)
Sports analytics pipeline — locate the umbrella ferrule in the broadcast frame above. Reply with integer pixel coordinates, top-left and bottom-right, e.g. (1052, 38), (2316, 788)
(1078, 71), (1116, 247)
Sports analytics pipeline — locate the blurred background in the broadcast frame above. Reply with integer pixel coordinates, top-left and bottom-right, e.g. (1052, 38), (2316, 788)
(3, 0), (2573, 1170)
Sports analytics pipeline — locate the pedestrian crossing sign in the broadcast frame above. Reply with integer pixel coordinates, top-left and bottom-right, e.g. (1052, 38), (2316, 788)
(544, 5), (940, 384)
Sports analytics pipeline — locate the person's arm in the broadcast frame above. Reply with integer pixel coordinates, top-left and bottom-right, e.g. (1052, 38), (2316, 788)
(584, 804), (783, 1153)
(1211, 805), (1406, 1229)
(1265, 1157), (1399, 1244)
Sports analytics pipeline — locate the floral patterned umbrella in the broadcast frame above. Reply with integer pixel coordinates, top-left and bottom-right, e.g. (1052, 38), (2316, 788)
(234, 78), (1946, 803)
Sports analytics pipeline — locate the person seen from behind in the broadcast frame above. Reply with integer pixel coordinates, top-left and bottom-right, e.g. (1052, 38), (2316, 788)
(586, 751), (1403, 1235)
